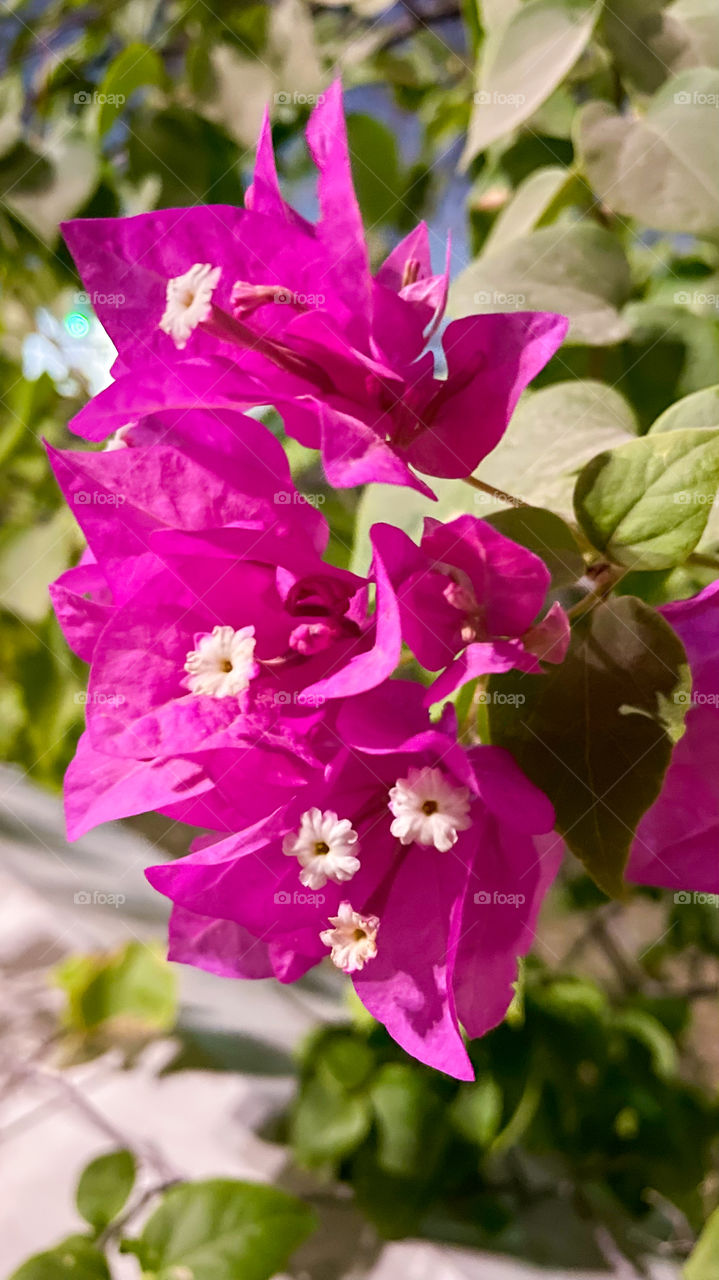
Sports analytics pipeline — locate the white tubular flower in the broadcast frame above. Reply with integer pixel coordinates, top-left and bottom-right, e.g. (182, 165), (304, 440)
(388, 766), (471, 852)
(320, 901), (379, 973)
(282, 808), (360, 890)
(184, 625), (257, 698)
(160, 263), (221, 348)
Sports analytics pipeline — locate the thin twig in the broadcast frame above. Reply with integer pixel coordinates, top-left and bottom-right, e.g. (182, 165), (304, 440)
(461, 474), (529, 508)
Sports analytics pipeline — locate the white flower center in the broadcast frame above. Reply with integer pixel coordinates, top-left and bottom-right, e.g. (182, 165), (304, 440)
(320, 901), (379, 973)
(388, 766), (471, 852)
(282, 808), (360, 890)
(184, 625), (257, 698)
(159, 263), (221, 349)
(103, 422), (135, 451)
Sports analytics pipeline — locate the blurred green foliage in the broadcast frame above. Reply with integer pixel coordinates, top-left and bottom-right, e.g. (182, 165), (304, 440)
(285, 950), (717, 1270)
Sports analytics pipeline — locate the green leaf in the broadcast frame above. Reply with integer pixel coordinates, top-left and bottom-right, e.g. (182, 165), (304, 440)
(482, 166), (585, 255)
(574, 428), (719, 569)
(369, 1064), (445, 1177)
(450, 223), (632, 344)
(576, 68), (719, 235)
(9, 1237), (110, 1280)
(76, 1150), (136, 1233)
(600, 0), (690, 94)
(613, 1009), (678, 1079)
(292, 1076), (372, 1164)
(650, 385), (719, 434)
(346, 113), (402, 226)
(122, 1179), (316, 1280)
(463, 0), (602, 162)
(487, 597), (689, 896)
(451, 1074), (504, 1147)
(54, 942), (177, 1047)
(97, 43), (165, 136)
(684, 1203), (719, 1279)
(486, 505), (585, 588)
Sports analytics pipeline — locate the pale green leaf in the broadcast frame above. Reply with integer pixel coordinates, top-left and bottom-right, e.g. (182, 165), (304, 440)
(576, 68), (719, 234)
(574, 427), (719, 568)
(450, 223), (632, 344)
(463, 0), (602, 161)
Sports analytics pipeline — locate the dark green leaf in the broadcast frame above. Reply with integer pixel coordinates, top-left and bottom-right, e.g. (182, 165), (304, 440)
(487, 597), (689, 896)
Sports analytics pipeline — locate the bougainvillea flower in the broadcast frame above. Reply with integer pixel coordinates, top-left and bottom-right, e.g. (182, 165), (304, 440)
(147, 682), (558, 1079)
(46, 410), (328, 606)
(628, 580), (719, 895)
(371, 515), (570, 701)
(61, 83), (567, 493)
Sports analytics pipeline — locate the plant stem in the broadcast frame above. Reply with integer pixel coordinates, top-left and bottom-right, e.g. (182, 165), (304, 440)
(461, 474), (529, 508)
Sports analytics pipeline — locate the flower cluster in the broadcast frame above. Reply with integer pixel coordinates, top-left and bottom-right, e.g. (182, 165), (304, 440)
(49, 83), (710, 1078)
